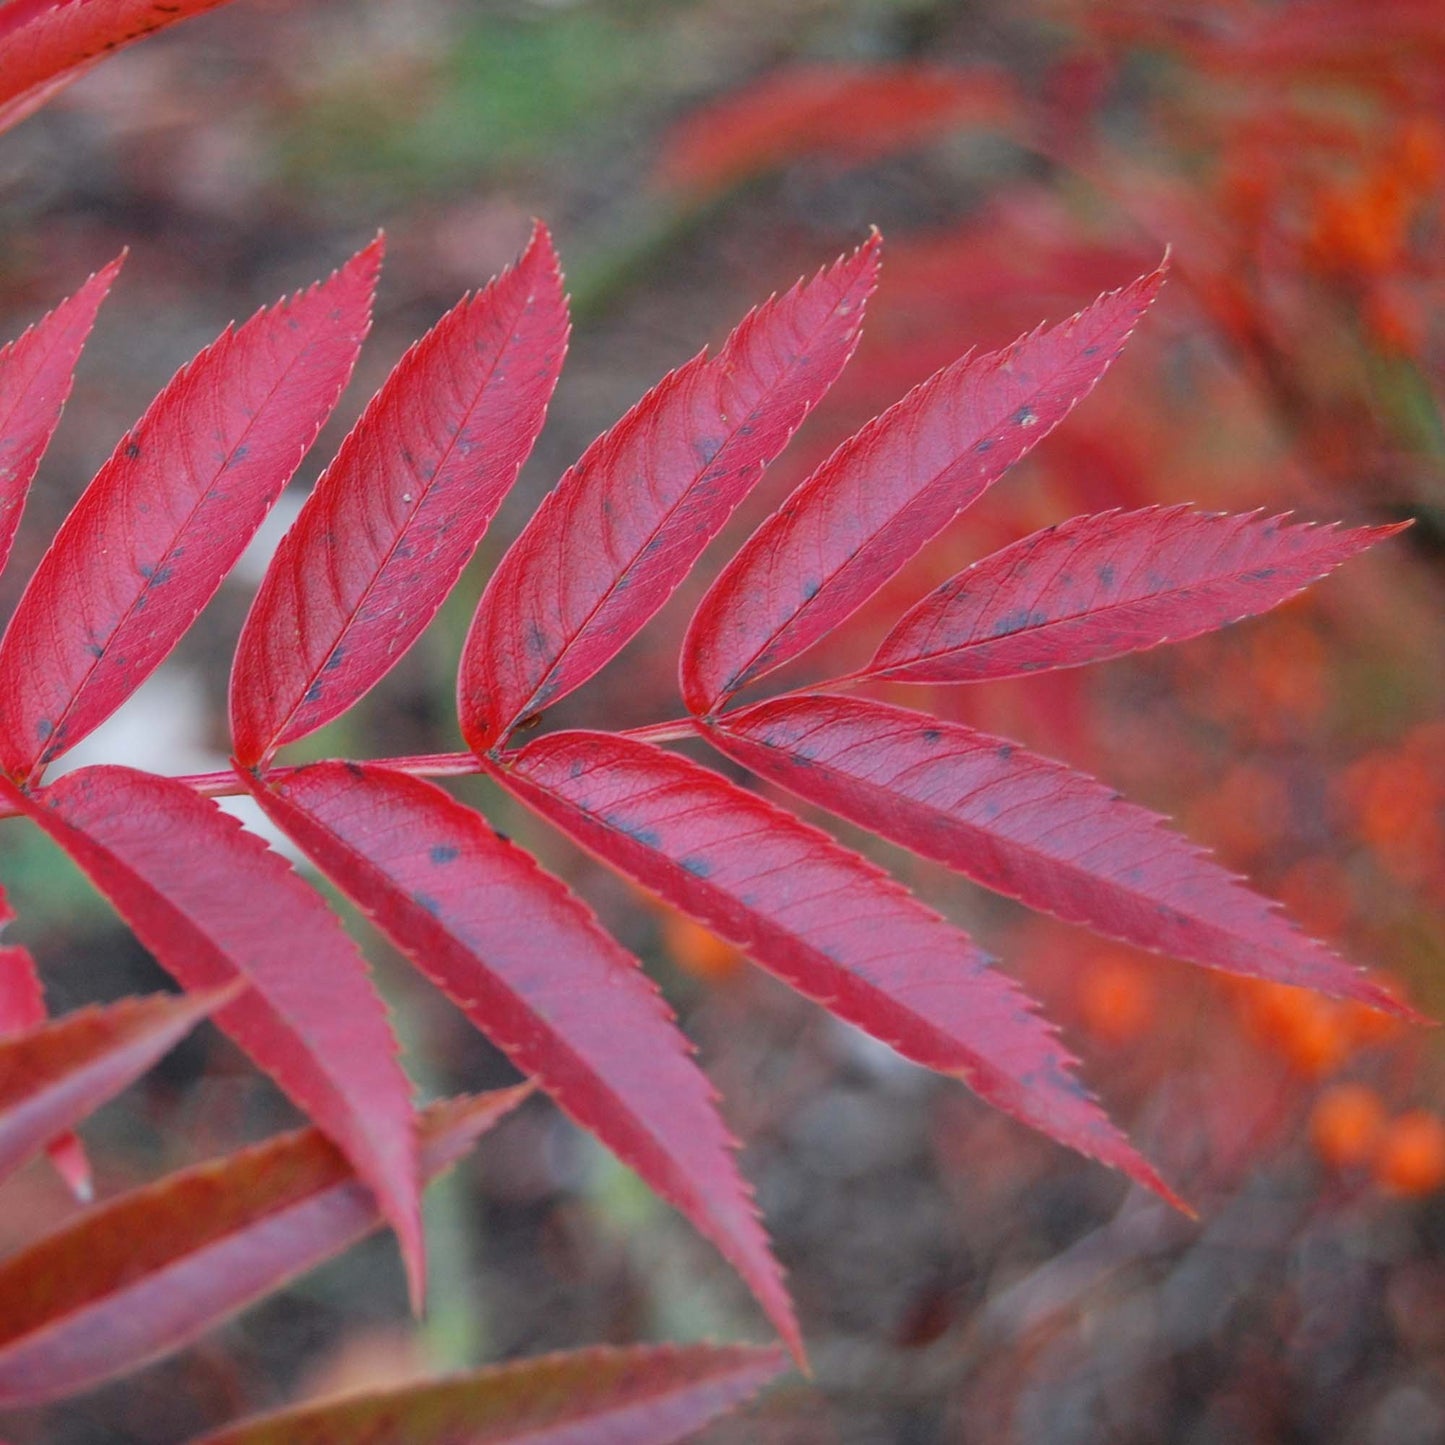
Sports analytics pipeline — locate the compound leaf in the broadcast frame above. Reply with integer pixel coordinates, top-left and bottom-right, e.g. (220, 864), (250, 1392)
(248, 761), (800, 1362)
(501, 731), (1180, 1204)
(682, 266), (1165, 712)
(0, 765), (424, 1306)
(0, 242), (380, 785)
(0, 1089), (526, 1408)
(233, 224), (568, 766)
(460, 236), (880, 750)
(868, 506), (1409, 684)
(706, 694), (1414, 1016)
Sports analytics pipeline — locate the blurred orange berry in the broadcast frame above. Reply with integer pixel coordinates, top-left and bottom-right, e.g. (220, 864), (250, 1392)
(1077, 953), (1155, 1045)
(1309, 1082), (1385, 1170)
(1239, 980), (1353, 1077)
(659, 909), (744, 983)
(1375, 1111), (1445, 1197)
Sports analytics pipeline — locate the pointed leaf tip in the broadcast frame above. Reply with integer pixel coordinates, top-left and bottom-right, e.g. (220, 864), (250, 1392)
(231, 223), (566, 764)
(682, 262), (1165, 712)
(460, 232), (879, 749)
(0, 244), (381, 782)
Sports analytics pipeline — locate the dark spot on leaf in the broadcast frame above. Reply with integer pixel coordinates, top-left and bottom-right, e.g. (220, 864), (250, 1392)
(996, 743), (1015, 760)
(693, 436), (723, 464)
(413, 892), (443, 917)
(87, 644), (105, 659)
(802, 578), (822, 602)
(1243, 567), (1277, 582)
(226, 443), (249, 468)
(680, 855), (713, 878)
(138, 564), (154, 579)
(989, 609), (1033, 638)
(36, 719), (51, 740)
(430, 844), (460, 864)
(921, 728), (942, 744)
(323, 647), (346, 672)
(125, 442), (141, 459)
(303, 681), (323, 704)
(975, 437), (995, 453)
(1082, 345), (1100, 357)
(1097, 564), (1116, 588)
(344, 761), (364, 778)
(1013, 406), (1037, 426)
(492, 827), (510, 843)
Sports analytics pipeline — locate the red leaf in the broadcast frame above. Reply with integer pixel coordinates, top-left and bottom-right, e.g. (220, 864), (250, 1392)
(0, 0), (235, 134)
(0, 766), (424, 1305)
(0, 242), (381, 785)
(0, 255), (122, 579)
(190, 1342), (788, 1445)
(0, 892), (93, 1199)
(658, 63), (1020, 194)
(707, 695), (1416, 1017)
(0, 1088), (527, 1408)
(501, 732), (1181, 1205)
(682, 266), (1166, 713)
(248, 762), (800, 1362)
(232, 225), (568, 767)
(459, 237), (881, 750)
(867, 506), (1409, 684)
(0, 986), (230, 1191)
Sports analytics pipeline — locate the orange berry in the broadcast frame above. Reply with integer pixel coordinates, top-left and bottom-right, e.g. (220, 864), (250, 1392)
(1309, 1082), (1385, 1169)
(660, 910), (743, 983)
(1375, 1111), (1445, 1197)
(1077, 954), (1154, 1045)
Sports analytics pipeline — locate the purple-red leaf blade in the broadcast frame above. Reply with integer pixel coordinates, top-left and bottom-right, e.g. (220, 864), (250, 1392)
(502, 732), (1180, 1206)
(190, 1343), (788, 1445)
(0, 255), (122, 579)
(868, 506), (1409, 683)
(0, 766), (424, 1304)
(0, 986), (230, 1191)
(0, 898), (93, 1198)
(682, 265), (1165, 712)
(248, 762), (800, 1363)
(0, 242), (380, 784)
(708, 695), (1414, 1017)
(233, 225), (568, 765)
(0, 1089), (527, 1408)
(460, 236), (881, 750)
(0, 0), (235, 133)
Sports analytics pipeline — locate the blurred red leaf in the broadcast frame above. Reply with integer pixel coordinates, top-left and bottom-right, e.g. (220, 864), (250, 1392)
(0, 1088), (528, 1408)
(658, 63), (1020, 194)
(0, 985), (230, 1191)
(190, 1342), (787, 1445)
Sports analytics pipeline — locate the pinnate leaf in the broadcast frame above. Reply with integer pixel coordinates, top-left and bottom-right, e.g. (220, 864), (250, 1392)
(248, 762), (799, 1361)
(867, 506), (1409, 684)
(459, 236), (881, 750)
(0, 241), (381, 784)
(0, 0), (235, 134)
(0, 985), (230, 1191)
(682, 265), (1165, 712)
(0, 255), (122, 578)
(0, 1089), (527, 1408)
(501, 731), (1180, 1204)
(707, 695), (1414, 1016)
(233, 225), (568, 766)
(0, 766), (424, 1305)
(191, 1342), (788, 1445)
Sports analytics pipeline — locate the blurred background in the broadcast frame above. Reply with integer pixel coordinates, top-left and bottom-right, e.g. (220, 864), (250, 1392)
(1, 0), (1444, 1440)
